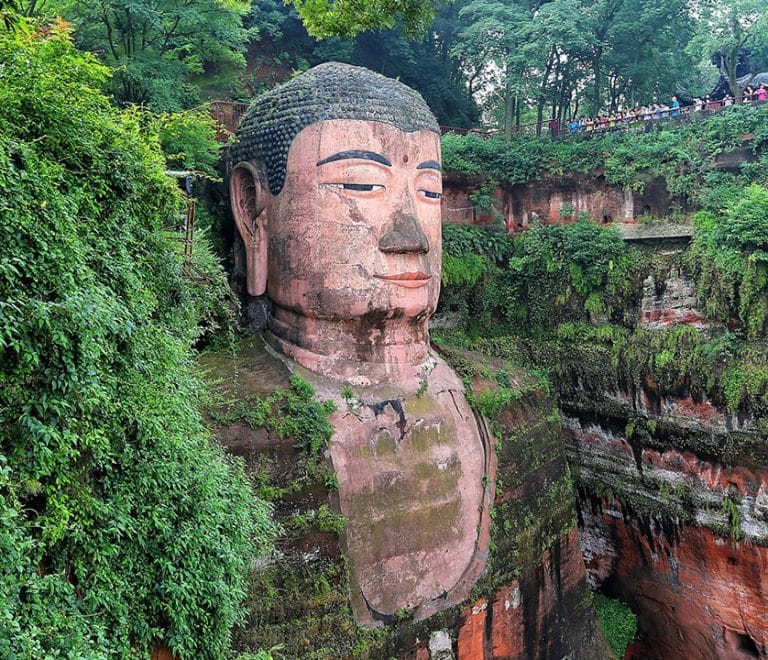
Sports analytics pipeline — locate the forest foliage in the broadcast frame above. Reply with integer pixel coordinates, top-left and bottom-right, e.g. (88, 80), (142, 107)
(0, 22), (277, 657)
(438, 179), (768, 416)
(437, 98), (768, 416)
(14, 0), (768, 128)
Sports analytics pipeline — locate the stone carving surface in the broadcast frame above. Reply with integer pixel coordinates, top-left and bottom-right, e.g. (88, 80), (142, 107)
(227, 62), (493, 624)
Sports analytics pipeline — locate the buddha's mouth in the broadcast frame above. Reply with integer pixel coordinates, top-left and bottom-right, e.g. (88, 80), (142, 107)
(375, 272), (432, 288)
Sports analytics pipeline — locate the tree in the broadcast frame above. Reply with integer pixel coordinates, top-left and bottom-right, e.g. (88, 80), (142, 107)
(286, 0), (434, 38)
(688, 0), (768, 102)
(0, 22), (276, 656)
(238, 0), (480, 127)
(453, 0), (542, 138)
(316, 9), (481, 126)
(452, 0), (695, 134)
(586, 0), (693, 111)
(43, 0), (250, 109)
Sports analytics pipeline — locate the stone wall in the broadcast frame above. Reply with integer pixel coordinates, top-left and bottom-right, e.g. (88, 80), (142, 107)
(552, 253), (768, 658)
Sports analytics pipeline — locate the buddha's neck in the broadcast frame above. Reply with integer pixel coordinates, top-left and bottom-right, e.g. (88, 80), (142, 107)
(266, 305), (433, 388)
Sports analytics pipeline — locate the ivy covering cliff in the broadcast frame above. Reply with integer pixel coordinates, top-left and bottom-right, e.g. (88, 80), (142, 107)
(442, 102), (768, 211)
(0, 23), (276, 657)
(438, 182), (768, 419)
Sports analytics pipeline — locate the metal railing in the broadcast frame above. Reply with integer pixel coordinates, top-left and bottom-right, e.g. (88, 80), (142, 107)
(440, 97), (768, 141)
(207, 96), (768, 145)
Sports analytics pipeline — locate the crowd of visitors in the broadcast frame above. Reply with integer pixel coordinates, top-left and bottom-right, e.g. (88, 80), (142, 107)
(566, 83), (768, 135)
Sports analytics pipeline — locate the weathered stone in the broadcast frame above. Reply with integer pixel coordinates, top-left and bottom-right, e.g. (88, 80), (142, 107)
(227, 62), (438, 195)
(638, 264), (706, 329)
(441, 171), (677, 231)
(428, 630), (453, 659)
(204, 336), (612, 657)
(565, 379), (768, 658)
(581, 498), (768, 660)
(225, 64), (493, 624)
(220, 63), (610, 658)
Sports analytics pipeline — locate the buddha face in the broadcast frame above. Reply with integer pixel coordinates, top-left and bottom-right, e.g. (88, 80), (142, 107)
(231, 119), (443, 323)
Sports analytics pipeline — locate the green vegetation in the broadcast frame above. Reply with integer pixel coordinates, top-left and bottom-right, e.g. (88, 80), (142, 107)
(442, 101), (768, 211)
(14, 0), (768, 133)
(201, 364), (387, 658)
(151, 107), (225, 178)
(438, 113), (768, 559)
(287, 0), (434, 38)
(212, 375), (336, 455)
(44, 0), (250, 109)
(439, 175), (768, 418)
(594, 593), (637, 657)
(688, 186), (768, 341)
(439, 220), (639, 337)
(721, 493), (743, 543)
(688, 0), (768, 105)
(0, 24), (276, 657)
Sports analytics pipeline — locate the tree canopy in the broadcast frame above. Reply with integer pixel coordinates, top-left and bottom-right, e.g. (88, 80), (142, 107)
(39, 0), (250, 109)
(688, 0), (768, 102)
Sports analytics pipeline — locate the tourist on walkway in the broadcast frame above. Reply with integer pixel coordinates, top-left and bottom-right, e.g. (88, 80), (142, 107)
(706, 96), (720, 110)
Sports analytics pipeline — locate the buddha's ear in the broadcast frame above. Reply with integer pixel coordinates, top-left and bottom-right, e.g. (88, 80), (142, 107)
(230, 161), (269, 296)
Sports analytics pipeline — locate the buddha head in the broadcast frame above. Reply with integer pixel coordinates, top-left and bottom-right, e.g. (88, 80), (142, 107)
(227, 63), (443, 380)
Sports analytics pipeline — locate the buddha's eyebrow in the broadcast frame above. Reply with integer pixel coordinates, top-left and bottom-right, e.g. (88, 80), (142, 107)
(416, 160), (442, 172)
(316, 150), (391, 167)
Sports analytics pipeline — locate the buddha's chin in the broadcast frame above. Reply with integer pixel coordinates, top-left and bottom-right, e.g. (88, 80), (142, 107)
(386, 285), (435, 319)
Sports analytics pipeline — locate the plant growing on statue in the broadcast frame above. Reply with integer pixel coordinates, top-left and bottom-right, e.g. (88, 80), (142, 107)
(341, 385), (355, 401)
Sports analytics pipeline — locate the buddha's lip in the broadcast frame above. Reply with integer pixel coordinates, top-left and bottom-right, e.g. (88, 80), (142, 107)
(375, 272), (432, 288)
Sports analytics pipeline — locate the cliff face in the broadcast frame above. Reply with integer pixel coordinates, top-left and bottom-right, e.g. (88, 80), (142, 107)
(580, 497), (768, 659)
(565, 395), (768, 659)
(452, 529), (597, 659)
(441, 171), (673, 231)
(556, 261), (768, 659)
(201, 336), (609, 658)
(437, 129), (768, 658)
(441, 354), (609, 659)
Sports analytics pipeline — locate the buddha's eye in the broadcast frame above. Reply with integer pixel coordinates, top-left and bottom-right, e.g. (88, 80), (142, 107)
(419, 189), (442, 200)
(328, 183), (385, 192)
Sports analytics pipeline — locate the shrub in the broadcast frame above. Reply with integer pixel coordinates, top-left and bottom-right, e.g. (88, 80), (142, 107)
(688, 188), (768, 339)
(441, 102), (768, 209)
(593, 592), (637, 657)
(439, 219), (633, 336)
(723, 184), (768, 254)
(151, 107), (224, 179)
(0, 22), (276, 657)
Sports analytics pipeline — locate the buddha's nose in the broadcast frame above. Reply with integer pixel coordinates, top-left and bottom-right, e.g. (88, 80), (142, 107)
(378, 212), (430, 254)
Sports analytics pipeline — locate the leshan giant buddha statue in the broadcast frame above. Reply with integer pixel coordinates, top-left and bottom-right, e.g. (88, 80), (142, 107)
(226, 63), (494, 625)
